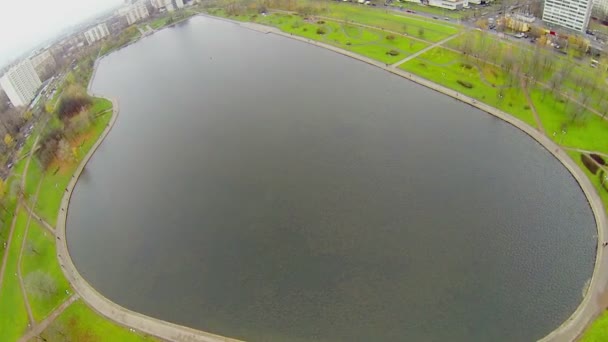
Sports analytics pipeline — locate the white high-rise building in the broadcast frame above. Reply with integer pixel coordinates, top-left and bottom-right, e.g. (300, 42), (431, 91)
(0, 59), (42, 107)
(175, 0), (184, 8)
(124, 1), (150, 25)
(594, 0), (608, 15)
(542, 0), (593, 32)
(84, 23), (110, 45)
(30, 49), (57, 80)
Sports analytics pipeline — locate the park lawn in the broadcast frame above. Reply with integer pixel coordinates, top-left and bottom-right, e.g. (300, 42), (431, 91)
(38, 299), (159, 341)
(24, 159), (43, 201)
(529, 88), (608, 155)
(582, 307), (608, 342)
(321, 3), (459, 42)
(21, 220), (70, 321)
(90, 97), (112, 115)
(0, 210), (30, 342)
(246, 13), (429, 63)
(150, 17), (168, 29)
(566, 151), (608, 212)
(400, 48), (537, 128)
(35, 110), (112, 225)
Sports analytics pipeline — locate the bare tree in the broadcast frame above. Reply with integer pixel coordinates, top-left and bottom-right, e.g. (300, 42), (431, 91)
(600, 99), (608, 119)
(417, 27), (425, 38)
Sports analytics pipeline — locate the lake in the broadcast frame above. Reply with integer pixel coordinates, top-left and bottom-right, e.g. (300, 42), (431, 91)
(68, 16), (596, 341)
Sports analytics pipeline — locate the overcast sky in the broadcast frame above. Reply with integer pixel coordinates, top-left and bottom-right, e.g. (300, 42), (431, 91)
(0, 0), (123, 67)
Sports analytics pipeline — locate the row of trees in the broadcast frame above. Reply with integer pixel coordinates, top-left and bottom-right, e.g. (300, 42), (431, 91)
(452, 29), (608, 123)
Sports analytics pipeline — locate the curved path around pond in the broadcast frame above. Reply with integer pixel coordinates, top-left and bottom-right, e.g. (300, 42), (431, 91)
(55, 97), (242, 342)
(56, 15), (606, 342)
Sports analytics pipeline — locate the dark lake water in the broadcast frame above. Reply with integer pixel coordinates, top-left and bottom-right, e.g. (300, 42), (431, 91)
(69, 16), (597, 341)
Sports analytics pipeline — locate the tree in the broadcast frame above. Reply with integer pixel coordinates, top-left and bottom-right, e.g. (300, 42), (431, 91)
(23, 110), (33, 121)
(57, 139), (73, 162)
(570, 93), (591, 123)
(57, 85), (92, 121)
(417, 27), (425, 38)
(475, 19), (488, 30)
(36, 128), (64, 169)
(67, 109), (93, 137)
(0, 90), (8, 112)
(3, 134), (14, 148)
(600, 99), (608, 119)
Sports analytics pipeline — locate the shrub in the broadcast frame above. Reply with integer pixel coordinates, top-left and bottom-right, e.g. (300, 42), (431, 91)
(461, 63), (473, 69)
(36, 128), (64, 169)
(457, 80), (473, 88)
(316, 27), (326, 35)
(581, 154), (599, 174)
(386, 49), (400, 56)
(524, 105), (530, 110)
(386, 34), (396, 41)
(600, 171), (608, 191)
(57, 85), (92, 121)
(590, 153), (606, 165)
(346, 41), (351, 45)
(303, 28), (308, 31)
(317, 20), (325, 24)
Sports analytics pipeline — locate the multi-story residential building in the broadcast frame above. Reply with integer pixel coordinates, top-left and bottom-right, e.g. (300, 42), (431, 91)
(84, 23), (110, 45)
(594, 0), (608, 15)
(150, 0), (178, 11)
(123, 1), (150, 25)
(30, 49), (57, 81)
(542, 0), (593, 32)
(0, 59), (42, 107)
(428, 0), (468, 9)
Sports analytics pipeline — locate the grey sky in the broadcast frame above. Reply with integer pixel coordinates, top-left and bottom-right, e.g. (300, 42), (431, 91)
(0, 0), (123, 67)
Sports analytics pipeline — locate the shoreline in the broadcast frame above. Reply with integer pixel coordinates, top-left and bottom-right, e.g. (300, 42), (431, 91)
(55, 96), (240, 340)
(57, 13), (607, 342)
(224, 15), (607, 341)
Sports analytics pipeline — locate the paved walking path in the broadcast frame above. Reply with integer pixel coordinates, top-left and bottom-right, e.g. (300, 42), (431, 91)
(17, 176), (46, 327)
(55, 97), (241, 342)
(521, 78), (545, 134)
(563, 147), (608, 160)
(391, 32), (463, 68)
(0, 204), (21, 297)
(210, 15), (608, 342)
(46, 14), (608, 342)
(0, 132), (42, 298)
(21, 200), (55, 234)
(17, 294), (80, 342)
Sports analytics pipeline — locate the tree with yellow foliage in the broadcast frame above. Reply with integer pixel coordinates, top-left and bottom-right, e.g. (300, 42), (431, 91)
(4, 133), (14, 148)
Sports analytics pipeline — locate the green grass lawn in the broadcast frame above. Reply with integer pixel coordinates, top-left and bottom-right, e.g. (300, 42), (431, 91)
(38, 300), (159, 341)
(34, 103), (112, 226)
(21, 219), (70, 321)
(150, 17), (168, 30)
(0, 209), (30, 342)
(321, 2), (460, 42)
(529, 87), (608, 155)
(214, 12), (429, 64)
(566, 151), (608, 213)
(399, 47), (537, 128)
(582, 307), (608, 342)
